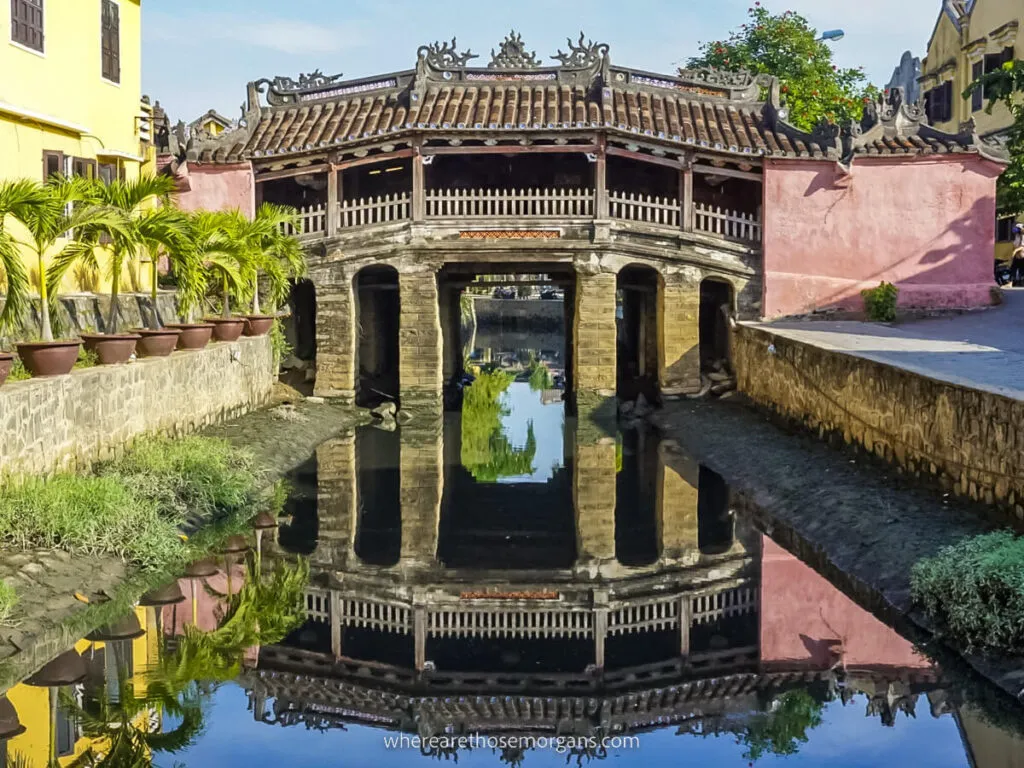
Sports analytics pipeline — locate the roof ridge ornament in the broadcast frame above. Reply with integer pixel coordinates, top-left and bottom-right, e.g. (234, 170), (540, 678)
(489, 30), (540, 69)
(676, 67), (757, 89)
(417, 37), (479, 70)
(552, 32), (609, 69)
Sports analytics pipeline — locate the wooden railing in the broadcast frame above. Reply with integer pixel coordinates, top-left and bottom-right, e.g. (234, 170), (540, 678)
(339, 193), (410, 229)
(281, 204), (326, 238)
(425, 188), (594, 219)
(278, 189), (761, 247)
(693, 203), (761, 244)
(609, 191), (681, 229)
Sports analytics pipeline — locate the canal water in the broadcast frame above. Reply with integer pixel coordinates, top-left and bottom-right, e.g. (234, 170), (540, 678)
(3, 335), (1024, 766)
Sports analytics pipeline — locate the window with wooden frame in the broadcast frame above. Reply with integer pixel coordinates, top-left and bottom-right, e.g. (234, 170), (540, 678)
(10, 0), (44, 53)
(72, 157), (97, 180)
(101, 0), (120, 83)
(98, 161), (117, 185)
(924, 81), (953, 124)
(42, 150), (64, 181)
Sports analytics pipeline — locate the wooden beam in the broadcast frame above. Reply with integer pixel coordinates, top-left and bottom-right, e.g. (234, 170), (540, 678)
(255, 163), (329, 182)
(692, 163), (763, 182)
(595, 135), (608, 220)
(422, 143), (599, 156)
(411, 140), (425, 223)
(681, 164), (694, 232)
(607, 145), (684, 171)
(326, 169), (338, 236)
(332, 148), (414, 171)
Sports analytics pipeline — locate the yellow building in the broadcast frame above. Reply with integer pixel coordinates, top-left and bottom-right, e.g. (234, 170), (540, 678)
(0, 0), (155, 293)
(920, 0), (1021, 260)
(189, 109), (233, 138)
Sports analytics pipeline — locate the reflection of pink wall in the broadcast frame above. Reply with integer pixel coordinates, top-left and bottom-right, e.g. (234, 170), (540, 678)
(175, 162), (255, 218)
(161, 563), (247, 636)
(762, 156), (1001, 318)
(760, 536), (929, 669)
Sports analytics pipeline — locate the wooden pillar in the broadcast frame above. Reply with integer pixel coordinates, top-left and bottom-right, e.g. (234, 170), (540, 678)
(593, 588), (609, 671)
(413, 599), (428, 672)
(326, 168), (338, 236)
(679, 594), (692, 657)
(330, 588), (342, 659)
(594, 136), (609, 220)
(681, 161), (694, 232)
(412, 142), (425, 223)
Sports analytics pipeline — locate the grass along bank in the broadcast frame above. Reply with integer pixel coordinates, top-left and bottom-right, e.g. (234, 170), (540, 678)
(0, 435), (262, 582)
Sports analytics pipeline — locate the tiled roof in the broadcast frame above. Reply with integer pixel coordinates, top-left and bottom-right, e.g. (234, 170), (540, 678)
(185, 34), (1005, 166)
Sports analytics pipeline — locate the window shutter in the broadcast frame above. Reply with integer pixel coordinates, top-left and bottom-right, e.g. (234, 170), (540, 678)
(11, 0), (44, 52)
(101, 0), (120, 83)
(972, 61), (984, 112)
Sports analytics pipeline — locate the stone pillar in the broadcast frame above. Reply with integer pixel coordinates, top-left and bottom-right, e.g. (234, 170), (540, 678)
(399, 423), (443, 569)
(315, 435), (358, 570)
(439, 283), (463, 385)
(661, 272), (702, 396)
(313, 268), (356, 402)
(573, 268), (617, 399)
(399, 268), (443, 413)
(657, 451), (699, 564)
(574, 439), (617, 572)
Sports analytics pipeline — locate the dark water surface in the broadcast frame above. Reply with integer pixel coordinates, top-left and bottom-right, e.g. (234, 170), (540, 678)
(3, 342), (1024, 766)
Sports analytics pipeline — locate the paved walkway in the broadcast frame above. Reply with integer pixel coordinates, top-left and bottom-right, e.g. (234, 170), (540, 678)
(746, 289), (1024, 400)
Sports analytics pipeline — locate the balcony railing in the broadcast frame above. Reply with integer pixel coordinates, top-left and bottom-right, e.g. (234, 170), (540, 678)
(280, 187), (761, 247)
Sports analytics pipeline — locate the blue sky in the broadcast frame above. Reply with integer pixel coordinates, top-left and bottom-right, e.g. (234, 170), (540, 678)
(143, 0), (940, 123)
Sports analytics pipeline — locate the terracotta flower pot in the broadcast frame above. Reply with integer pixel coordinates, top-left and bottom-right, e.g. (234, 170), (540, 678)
(243, 315), (275, 337)
(166, 323), (214, 351)
(80, 333), (140, 365)
(205, 317), (246, 342)
(15, 340), (81, 377)
(134, 328), (182, 358)
(0, 353), (12, 386)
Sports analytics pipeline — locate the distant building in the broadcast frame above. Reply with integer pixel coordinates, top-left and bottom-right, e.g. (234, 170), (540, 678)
(887, 51), (921, 105)
(189, 109), (234, 139)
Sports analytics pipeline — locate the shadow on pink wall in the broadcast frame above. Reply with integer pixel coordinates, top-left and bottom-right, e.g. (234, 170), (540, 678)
(762, 156), (1002, 318)
(760, 536), (930, 671)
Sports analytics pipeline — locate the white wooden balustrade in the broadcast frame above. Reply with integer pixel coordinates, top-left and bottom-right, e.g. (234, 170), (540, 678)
(280, 204), (326, 237)
(608, 191), (681, 229)
(693, 203), (761, 244)
(338, 193), (410, 229)
(425, 188), (594, 219)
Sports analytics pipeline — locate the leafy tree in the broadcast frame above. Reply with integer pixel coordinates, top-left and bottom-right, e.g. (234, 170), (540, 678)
(686, 5), (877, 131)
(229, 204), (307, 316)
(179, 211), (245, 322)
(739, 690), (825, 761)
(965, 60), (1024, 217)
(461, 370), (537, 481)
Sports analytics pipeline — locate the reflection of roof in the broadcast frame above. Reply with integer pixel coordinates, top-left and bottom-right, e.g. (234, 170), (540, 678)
(187, 32), (1005, 165)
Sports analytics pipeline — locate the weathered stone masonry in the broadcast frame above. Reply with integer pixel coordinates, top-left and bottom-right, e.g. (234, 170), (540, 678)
(734, 324), (1024, 522)
(0, 337), (274, 478)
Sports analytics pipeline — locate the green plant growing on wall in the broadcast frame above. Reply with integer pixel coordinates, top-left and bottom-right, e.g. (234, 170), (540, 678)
(0, 180), (47, 333)
(911, 530), (1024, 654)
(0, 580), (16, 626)
(861, 281), (898, 322)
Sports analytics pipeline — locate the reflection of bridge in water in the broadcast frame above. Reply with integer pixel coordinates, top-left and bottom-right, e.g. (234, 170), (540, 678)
(249, 418), (967, 749)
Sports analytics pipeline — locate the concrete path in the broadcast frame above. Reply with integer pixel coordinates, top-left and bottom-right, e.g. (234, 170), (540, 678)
(746, 289), (1024, 400)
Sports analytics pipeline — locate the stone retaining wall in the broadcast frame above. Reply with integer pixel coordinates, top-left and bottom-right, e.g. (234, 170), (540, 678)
(472, 297), (564, 330)
(734, 324), (1024, 522)
(0, 337), (274, 478)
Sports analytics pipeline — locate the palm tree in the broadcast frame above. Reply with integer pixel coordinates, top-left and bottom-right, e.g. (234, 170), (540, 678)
(15, 177), (127, 342)
(0, 180), (47, 334)
(78, 175), (185, 334)
(136, 206), (193, 330)
(180, 211), (244, 323)
(232, 204), (307, 316)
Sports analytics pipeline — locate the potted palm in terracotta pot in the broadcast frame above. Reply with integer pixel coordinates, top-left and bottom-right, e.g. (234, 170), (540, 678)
(79, 175), (190, 363)
(198, 211), (247, 342)
(132, 204), (192, 357)
(167, 211), (241, 350)
(236, 204), (307, 337)
(14, 177), (127, 376)
(0, 180), (43, 385)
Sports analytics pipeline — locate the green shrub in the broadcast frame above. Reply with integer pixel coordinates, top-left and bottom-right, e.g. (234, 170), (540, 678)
(99, 436), (259, 523)
(861, 281), (899, 322)
(6, 358), (29, 382)
(0, 580), (16, 625)
(911, 531), (1024, 653)
(0, 475), (185, 570)
(73, 347), (100, 370)
(269, 319), (290, 371)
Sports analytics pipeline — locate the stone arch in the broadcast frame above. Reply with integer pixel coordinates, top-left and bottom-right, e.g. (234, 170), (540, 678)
(616, 263), (664, 401)
(699, 276), (736, 374)
(353, 265), (400, 407)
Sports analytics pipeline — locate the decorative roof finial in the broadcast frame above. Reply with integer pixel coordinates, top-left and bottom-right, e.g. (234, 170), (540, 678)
(489, 30), (540, 69)
(552, 32), (609, 69)
(417, 37), (479, 69)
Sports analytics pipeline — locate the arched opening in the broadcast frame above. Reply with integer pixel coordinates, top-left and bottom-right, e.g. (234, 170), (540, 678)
(278, 456), (319, 557)
(280, 279), (317, 393)
(354, 266), (400, 408)
(615, 429), (660, 567)
(698, 465), (734, 555)
(616, 265), (662, 402)
(699, 278), (734, 375)
(354, 426), (401, 566)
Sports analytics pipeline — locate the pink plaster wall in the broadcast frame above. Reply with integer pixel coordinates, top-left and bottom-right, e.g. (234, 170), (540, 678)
(762, 155), (1001, 318)
(174, 161), (256, 219)
(759, 536), (930, 670)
